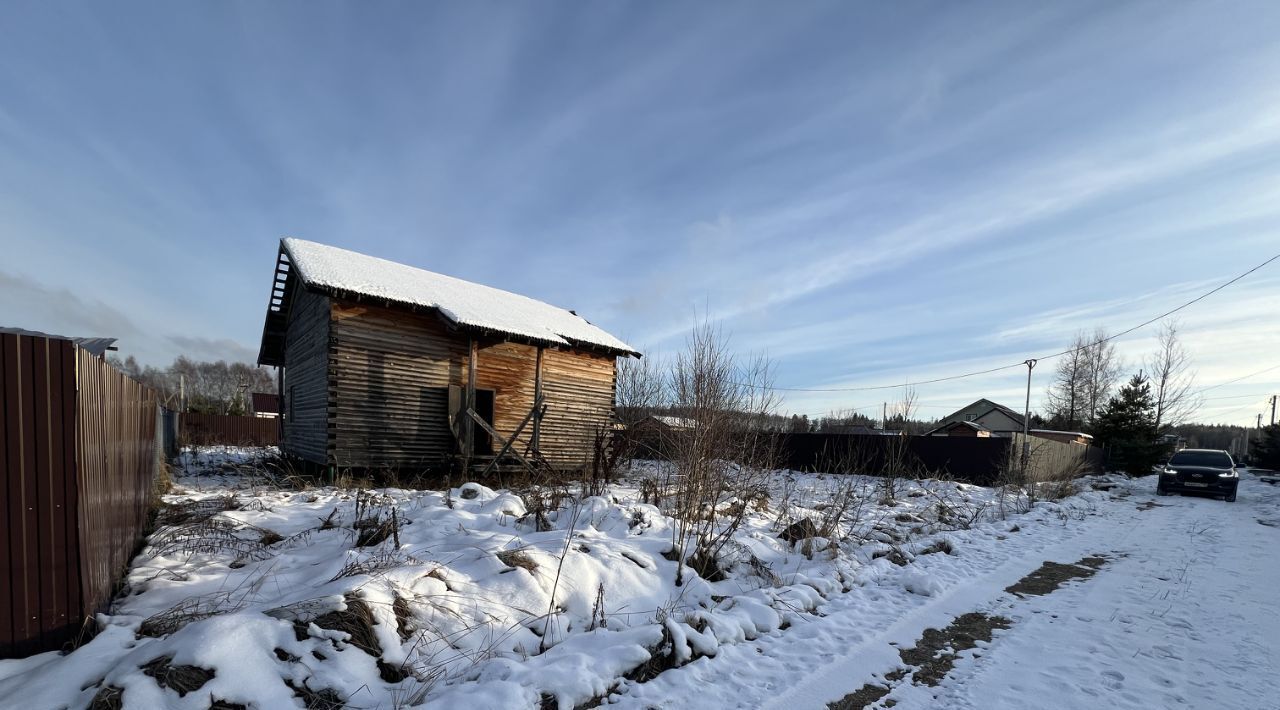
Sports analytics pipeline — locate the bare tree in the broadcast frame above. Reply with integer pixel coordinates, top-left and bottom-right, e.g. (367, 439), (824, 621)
(1044, 334), (1090, 430)
(1082, 328), (1122, 425)
(1146, 320), (1199, 431)
(615, 354), (665, 426)
(888, 385), (920, 433)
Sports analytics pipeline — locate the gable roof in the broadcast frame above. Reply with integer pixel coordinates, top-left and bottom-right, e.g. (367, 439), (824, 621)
(943, 398), (1025, 427)
(274, 238), (639, 358)
(924, 419), (989, 436)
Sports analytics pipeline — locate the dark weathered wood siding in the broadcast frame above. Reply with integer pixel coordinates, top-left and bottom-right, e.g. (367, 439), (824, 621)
(329, 301), (464, 469)
(539, 348), (617, 469)
(282, 287), (330, 464)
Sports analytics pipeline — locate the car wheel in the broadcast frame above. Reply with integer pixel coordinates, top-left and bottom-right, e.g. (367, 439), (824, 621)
(1156, 484), (1169, 496)
(1225, 489), (1237, 503)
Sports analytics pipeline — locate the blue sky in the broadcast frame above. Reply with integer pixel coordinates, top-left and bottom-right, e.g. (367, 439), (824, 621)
(2, 1), (1278, 425)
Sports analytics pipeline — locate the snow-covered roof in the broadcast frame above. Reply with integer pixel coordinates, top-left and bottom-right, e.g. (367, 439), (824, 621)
(1030, 429), (1093, 439)
(282, 238), (638, 356)
(650, 415), (697, 430)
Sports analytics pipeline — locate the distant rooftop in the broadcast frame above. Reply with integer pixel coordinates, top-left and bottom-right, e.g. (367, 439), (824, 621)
(0, 326), (118, 357)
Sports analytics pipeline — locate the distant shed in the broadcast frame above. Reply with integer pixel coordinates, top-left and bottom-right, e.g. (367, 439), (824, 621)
(257, 238), (640, 474)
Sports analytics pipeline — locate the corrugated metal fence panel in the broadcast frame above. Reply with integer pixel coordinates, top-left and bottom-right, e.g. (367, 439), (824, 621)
(180, 413), (279, 446)
(159, 408), (179, 460)
(0, 333), (82, 657)
(75, 346), (158, 622)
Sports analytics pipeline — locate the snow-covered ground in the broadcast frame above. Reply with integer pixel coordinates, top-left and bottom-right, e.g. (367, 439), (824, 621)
(1, 449), (1273, 709)
(630, 471), (1280, 710)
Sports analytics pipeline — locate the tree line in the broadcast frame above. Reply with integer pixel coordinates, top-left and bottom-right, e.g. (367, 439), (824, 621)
(108, 355), (275, 415)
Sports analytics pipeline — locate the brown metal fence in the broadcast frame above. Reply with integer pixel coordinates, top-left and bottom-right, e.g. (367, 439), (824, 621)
(180, 412), (279, 446)
(0, 332), (158, 658)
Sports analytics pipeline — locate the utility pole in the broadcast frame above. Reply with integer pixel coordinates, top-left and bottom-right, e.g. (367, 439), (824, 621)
(1271, 395), (1276, 427)
(1022, 359), (1037, 473)
(882, 402), (887, 431)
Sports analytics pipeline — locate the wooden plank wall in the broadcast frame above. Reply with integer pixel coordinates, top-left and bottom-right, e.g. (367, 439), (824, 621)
(475, 341), (539, 445)
(539, 348), (617, 470)
(329, 300), (464, 469)
(282, 287), (330, 464)
(0, 333), (81, 658)
(75, 345), (158, 625)
(316, 298), (621, 472)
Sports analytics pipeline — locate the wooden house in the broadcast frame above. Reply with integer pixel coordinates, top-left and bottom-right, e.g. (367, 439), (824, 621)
(935, 398), (1025, 436)
(257, 238), (640, 474)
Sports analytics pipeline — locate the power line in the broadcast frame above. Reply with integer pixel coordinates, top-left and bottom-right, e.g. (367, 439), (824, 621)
(1209, 397), (1271, 424)
(1193, 363), (1280, 394)
(1201, 391), (1275, 402)
(754, 252), (1280, 393)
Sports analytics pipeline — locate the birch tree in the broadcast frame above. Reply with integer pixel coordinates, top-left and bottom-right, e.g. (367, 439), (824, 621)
(1145, 320), (1199, 431)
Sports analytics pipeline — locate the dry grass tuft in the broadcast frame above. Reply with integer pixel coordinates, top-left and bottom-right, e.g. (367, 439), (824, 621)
(329, 550), (420, 581)
(310, 596), (381, 657)
(286, 679), (345, 710)
(88, 685), (124, 710)
(919, 539), (954, 556)
(156, 495), (240, 526)
(140, 656), (215, 697)
(139, 592), (238, 638)
(497, 548), (538, 573)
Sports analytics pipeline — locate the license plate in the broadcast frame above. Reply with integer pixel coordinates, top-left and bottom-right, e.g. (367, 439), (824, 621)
(1184, 482), (1207, 487)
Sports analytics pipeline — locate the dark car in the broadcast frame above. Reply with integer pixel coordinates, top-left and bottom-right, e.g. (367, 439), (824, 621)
(1157, 449), (1239, 502)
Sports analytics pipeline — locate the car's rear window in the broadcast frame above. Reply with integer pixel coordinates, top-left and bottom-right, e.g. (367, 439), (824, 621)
(1169, 451), (1233, 468)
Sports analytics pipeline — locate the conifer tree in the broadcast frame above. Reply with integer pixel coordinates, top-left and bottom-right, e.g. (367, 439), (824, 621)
(1093, 373), (1160, 476)
(1252, 424), (1280, 470)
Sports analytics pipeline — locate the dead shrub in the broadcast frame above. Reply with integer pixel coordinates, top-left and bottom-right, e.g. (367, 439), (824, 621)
(663, 320), (779, 586)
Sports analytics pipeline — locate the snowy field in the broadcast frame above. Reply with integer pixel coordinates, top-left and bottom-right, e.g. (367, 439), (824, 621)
(0, 448), (1274, 709)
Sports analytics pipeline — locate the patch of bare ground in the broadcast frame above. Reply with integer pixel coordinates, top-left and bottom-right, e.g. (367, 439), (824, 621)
(1136, 501), (1166, 511)
(1005, 556), (1107, 597)
(895, 612), (1012, 687)
(827, 613), (1011, 708)
(826, 682), (891, 710)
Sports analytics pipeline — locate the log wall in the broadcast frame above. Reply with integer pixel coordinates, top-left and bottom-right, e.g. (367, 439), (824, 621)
(539, 347), (617, 470)
(329, 300), (464, 469)
(278, 294), (622, 472)
(281, 287), (330, 464)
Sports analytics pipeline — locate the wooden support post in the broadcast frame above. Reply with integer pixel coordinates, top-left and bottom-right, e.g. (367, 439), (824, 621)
(532, 346), (544, 453)
(464, 337), (478, 468)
